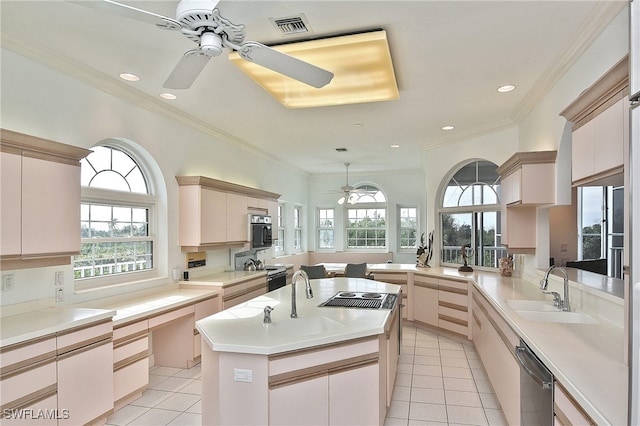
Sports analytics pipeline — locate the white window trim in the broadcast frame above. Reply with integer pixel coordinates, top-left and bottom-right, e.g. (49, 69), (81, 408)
(344, 201), (388, 252)
(397, 205), (419, 253)
(316, 207), (336, 252)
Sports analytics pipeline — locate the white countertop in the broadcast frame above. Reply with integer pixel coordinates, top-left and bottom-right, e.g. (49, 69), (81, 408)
(196, 277), (400, 355)
(0, 307), (115, 347)
(181, 269), (268, 287)
(76, 287), (220, 326)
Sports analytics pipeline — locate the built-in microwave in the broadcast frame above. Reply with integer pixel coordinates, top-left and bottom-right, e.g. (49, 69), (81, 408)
(249, 214), (272, 249)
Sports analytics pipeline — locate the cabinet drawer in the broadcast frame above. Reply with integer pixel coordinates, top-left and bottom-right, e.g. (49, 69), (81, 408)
(1, 392), (59, 426)
(113, 319), (149, 343)
(114, 357), (149, 404)
(371, 272), (407, 286)
(554, 382), (596, 426)
(0, 359), (56, 407)
(224, 286), (266, 309)
(439, 304), (468, 322)
(0, 336), (56, 374)
(57, 320), (112, 355)
(438, 317), (467, 336)
(195, 297), (219, 321)
(439, 290), (467, 307)
(114, 335), (149, 365)
(148, 305), (194, 329)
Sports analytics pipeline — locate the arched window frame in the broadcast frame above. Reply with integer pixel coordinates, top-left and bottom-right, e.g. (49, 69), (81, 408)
(438, 160), (506, 269)
(74, 140), (164, 291)
(344, 183), (388, 251)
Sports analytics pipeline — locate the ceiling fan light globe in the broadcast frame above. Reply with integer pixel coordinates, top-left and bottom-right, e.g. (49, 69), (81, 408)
(337, 196), (346, 205)
(200, 32), (223, 56)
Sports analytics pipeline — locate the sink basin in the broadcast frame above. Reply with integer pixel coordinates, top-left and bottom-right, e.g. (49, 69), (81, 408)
(272, 316), (346, 336)
(506, 300), (558, 312)
(514, 310), (599, 324)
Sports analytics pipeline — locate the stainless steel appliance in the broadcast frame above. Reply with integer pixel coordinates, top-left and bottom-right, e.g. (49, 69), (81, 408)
(265, 266), (287, 292)
(249, 214), (272, 249)
(516, 339), (554, 425)
(319, 291), (398, 309)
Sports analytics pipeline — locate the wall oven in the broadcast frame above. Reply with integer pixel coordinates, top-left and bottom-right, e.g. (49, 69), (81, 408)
(249, 214), (272, 249)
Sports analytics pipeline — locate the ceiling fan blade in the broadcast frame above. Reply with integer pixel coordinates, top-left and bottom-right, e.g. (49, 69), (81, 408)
(71, 0), (182, 30)
(164, 50), (212, 90)
(238, 42), (333, 88)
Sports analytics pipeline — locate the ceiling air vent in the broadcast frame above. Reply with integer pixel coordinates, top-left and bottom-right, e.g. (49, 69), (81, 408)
(271, 14), (311, 35)
(335, 148), (348, 152)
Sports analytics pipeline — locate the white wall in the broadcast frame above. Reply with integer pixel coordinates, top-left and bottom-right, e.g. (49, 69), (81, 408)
(0, 48), (310, 307)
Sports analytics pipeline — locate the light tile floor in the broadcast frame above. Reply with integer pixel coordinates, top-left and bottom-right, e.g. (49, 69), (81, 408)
(106, 324), (507, 426)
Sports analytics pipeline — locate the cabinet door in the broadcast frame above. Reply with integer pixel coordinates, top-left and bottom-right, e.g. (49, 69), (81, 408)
(329, 363), (380, 425)
(1, 151), (22, 257)
(269, 375), (329, 425)
(226, 192), (248, 243)
(572, 120), (595, 183)
(200, 188), (227, 244)
(57, 340), (113, 426)
(413, 278), (438, 327)
(593, 97), (624, 176)
(21, 156), (81, 256)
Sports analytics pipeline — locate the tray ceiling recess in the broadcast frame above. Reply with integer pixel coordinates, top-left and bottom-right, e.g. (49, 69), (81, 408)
(229, 30), (400, 109)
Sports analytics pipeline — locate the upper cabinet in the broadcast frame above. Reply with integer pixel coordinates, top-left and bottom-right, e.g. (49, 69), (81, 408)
(497, 151), (557, 253)
(0, 129), (91, 270)
(560, 55), (629, 187)
(176, 176), (279, 251)
(497, 151), (557, 207)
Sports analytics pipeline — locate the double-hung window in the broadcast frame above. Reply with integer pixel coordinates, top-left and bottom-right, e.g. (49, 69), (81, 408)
(274, 203), (285, 253)
(74, 145), (156, 289)
(345, 185), (387, 249)
(317, 208), (335, 249)
(293, 205), (303, 251)
(398, 206), (418, 251)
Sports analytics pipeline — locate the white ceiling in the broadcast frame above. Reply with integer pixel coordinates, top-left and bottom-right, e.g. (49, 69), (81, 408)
(0, 0), (625, 175)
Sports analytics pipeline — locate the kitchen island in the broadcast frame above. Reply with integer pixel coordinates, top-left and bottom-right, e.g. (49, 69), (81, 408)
(196, 277), (401, 425)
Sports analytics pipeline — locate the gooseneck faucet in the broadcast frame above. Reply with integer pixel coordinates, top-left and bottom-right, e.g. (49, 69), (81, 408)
(290, 270), (313, 318)
(540, 265), (571, 312)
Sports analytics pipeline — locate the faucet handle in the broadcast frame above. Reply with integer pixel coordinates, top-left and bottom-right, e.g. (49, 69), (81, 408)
(542, 291), (562, 307)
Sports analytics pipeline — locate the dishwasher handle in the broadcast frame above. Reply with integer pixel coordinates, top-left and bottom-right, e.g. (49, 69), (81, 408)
(516, 345), (553, 390)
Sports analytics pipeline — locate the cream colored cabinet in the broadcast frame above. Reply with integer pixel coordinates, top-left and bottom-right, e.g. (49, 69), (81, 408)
(0, 129), (90, 269)
(571, 97), (627, 186)
(438, 278), (470, 338)
(554, 381), (596, 425)
(472, 289), (520, 425)
(193, 297), (219, 362)
(113, 320), (149, 408)
(329, 363), (380, 425)
(270, 376), (329, 425)
(372, 272), (410, 319)
(56, 321), (114, 426)
(177, 176), (280, 250)
(497, 151), (556, 253)
(413, 275), (439, 327)
(219, 275), (267, 309)
(0, 335), (58, 425)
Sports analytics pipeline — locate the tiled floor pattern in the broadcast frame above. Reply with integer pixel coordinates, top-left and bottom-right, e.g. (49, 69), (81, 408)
(106, 324), (507, 426)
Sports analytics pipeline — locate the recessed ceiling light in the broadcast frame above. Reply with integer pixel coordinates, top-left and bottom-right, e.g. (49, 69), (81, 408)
(497, 84), (516, 93)
(119, 73), (140, 82)
(354, 123), (364, 128)
(390, 144), (400, 148)
(160, 93), (177, 100)
(441, 125), (455, 131)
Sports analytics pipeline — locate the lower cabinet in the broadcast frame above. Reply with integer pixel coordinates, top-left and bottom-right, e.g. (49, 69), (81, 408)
(56, 321), (114, 426)
(269, 375), (329, 425)
(472, 289), (520, 425)
(373, 272), (410, 320)
(438, 278), (470, 338)
(413, 275), (438, 327)
(0, 336), (58, 426)
(113, 320), (150, 408)
(554, 381), (596, 426)
(221, 276), (267, 309)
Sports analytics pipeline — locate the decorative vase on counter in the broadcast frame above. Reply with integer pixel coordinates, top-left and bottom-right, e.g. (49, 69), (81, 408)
(499, 255), (514, 277)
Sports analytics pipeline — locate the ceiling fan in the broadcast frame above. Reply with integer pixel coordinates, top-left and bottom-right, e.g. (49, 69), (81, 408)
(336, 163), (365, 205)
(73, 0), (334, 90)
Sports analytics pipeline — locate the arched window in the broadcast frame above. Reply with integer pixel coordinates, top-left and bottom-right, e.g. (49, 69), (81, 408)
(345, 184), (387, 249)
(439, 160), (506, 268)
(74, 144), (158, 288)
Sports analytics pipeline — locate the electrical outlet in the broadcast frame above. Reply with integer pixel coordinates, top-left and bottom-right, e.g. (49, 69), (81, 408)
(2, 274), (15, 292)
(55, 287), (64, 302)
(55, 271), (64, 286)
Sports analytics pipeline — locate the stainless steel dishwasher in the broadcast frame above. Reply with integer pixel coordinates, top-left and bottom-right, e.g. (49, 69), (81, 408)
(516, 339), (554, 425)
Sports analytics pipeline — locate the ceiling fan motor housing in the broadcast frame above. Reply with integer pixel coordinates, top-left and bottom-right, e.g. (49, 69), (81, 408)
(176, 0), (221, 40)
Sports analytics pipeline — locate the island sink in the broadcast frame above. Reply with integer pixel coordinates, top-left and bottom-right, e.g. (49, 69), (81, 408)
(271, 316), (346, 336)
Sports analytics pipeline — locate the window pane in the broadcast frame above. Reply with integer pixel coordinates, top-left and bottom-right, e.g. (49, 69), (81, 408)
(318, 229), (334, 248)
(126, 167), (148, 194)
(92, 170), (130, 191)
(441, 213), (472, 264)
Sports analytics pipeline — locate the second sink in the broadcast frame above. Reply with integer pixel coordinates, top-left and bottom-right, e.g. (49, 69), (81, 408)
(272, 316), (346, 336)
(514, 310), (599, 324)
(506, 300), (558, 312)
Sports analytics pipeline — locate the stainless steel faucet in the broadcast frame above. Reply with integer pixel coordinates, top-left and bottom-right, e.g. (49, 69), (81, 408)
(540, 265), (571, 312)
(290, 269), (312, 318)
